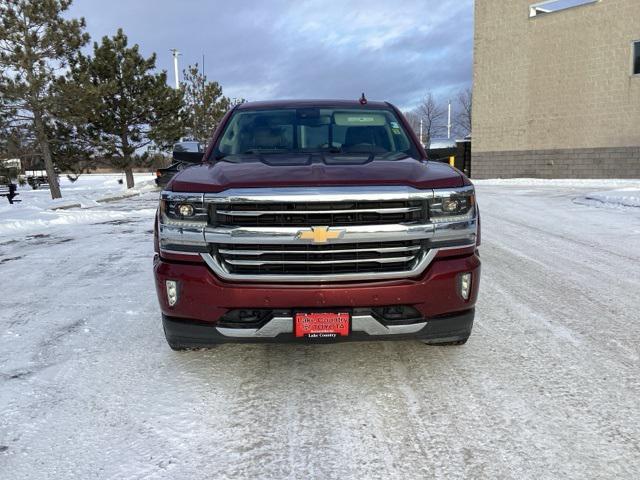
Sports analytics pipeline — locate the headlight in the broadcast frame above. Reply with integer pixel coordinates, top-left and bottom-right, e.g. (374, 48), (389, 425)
(429, 187), (475, 223)
(177, 203), (195, 217)
(159, 193), (208, 226)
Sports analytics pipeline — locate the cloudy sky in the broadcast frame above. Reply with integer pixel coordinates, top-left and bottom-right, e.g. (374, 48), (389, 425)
(68, 0), (474, 110)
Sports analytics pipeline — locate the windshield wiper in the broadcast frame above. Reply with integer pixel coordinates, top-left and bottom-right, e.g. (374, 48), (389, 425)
(213, 150), (264, 162)
(214, 149), (267, 159)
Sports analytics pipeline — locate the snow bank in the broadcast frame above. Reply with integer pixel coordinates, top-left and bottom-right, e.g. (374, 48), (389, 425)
(581, 188), (640, 208)
(0, 173), (157, 236)
(475, 178), (640, 209)
(474, 178), (640, 189)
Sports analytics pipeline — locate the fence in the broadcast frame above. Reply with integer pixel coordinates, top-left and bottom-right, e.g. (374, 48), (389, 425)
(426, 139), (472, 177)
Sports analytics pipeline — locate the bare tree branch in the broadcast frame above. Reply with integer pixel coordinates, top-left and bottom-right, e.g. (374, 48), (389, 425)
(409, 92), (446, 149)
(454, 88), (472, 138)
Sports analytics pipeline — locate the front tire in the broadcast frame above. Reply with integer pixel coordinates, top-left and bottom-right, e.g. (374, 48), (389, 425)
(163, 326), (189, 351)
(422, 336), (469, 346)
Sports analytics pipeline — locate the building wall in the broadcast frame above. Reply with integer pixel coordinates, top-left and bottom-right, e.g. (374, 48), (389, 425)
(472, 0), (640, 178)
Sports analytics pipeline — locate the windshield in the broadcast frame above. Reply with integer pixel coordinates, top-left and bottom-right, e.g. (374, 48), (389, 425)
(211, 107), (419, 160)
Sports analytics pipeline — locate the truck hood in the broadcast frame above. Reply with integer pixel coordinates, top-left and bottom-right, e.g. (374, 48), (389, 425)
(168, 155), (467, 192)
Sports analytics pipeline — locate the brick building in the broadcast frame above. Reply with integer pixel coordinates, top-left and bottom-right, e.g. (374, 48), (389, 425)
(472, 0), (640, 178)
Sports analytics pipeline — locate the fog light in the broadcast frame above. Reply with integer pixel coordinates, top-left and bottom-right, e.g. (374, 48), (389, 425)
(177, 203), (195, 217)
(166, 280), (178, 306)
(460, 273), (472, 300)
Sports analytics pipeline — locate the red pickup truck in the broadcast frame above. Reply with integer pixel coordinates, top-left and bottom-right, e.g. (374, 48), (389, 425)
(153, 99), (480, 349)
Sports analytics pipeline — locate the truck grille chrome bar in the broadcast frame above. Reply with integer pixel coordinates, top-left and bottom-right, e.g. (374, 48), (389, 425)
(201, 247), (440, 283)
(217, 245), (421, 255)
(224, 256), (418, 266)
(216, 206), (422, 216)
(214, 240), (423, 276)
(213, 200), (425, 227)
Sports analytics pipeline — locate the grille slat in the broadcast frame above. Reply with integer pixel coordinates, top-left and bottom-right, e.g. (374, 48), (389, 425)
(217, 206), (422, 217)
(225, 256), (417, 266)
(217, 245), (421, 255)
(213, 200), (424, 227)
(216, 240), (424, 276)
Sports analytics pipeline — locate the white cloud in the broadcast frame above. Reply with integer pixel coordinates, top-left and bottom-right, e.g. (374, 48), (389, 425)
(68, 0), (473, 109)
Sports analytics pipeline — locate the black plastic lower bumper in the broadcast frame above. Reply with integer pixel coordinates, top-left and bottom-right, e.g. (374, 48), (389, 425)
(162, 309), (474, 347)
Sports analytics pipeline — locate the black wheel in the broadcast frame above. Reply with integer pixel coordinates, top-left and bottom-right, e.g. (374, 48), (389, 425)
(163, 327), (189, 351)
(422, 336), (469, 346)
(162, 315), (218, 350)
(166, 339), (189, 351)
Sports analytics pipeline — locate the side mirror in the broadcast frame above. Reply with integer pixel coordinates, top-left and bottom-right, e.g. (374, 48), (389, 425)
(173, 151), (204, 163)
(173, 141), (204, 163)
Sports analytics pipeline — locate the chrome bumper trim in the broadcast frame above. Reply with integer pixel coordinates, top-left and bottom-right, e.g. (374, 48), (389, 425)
(159, 249), (202, 257)
(216, 316), (294, 338)
(203, 186), (436, 204)
(215, 315), (427, 338)
(203, 218), (476, 245)
(352, 315), (427, 335)
(159, 224), (206, 248)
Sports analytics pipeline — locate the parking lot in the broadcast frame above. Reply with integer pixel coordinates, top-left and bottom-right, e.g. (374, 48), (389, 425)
(1, 180), (639, 479)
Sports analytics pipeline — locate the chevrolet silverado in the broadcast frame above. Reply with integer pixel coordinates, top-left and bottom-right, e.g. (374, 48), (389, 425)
(153, 99), (481, 349)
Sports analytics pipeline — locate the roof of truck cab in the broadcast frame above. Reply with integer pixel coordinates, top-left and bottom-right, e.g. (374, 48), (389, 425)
(236, 99), (392, 110)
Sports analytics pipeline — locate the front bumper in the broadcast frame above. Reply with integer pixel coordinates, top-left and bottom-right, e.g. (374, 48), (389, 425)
(163, 309), (474, 345)
(153, 250), (480, 343)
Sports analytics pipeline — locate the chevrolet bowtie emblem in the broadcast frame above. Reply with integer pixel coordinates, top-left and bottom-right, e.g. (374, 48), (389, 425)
(296, 226), (345, 243)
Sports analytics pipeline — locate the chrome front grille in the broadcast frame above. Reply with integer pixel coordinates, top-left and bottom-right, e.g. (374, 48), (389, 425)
(212, 200), (425, 227)
(215, 240), (424, 276)
(160, 186), (478, 282)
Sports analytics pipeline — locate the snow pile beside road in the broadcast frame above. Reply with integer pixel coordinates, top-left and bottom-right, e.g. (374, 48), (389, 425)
(0, 173), (157, 236)
(475, 178), (640, 209)
(475, 178), (640, 189)
(579, 189), (640, 208)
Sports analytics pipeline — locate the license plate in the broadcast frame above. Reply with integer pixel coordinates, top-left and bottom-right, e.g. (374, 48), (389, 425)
(294, 312), (350, 338)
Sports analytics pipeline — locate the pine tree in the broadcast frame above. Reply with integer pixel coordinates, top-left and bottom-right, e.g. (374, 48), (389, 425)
(0, 85), (13, 160)
(63, 29), (184, 189)
(182, 64), (242, 145)
(47, 119), (94, 174)
(0, 0), (89, 199)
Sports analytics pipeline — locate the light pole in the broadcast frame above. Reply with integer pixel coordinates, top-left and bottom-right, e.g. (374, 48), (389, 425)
(447, 100), (452, 139)
(170, 48), (181, 89)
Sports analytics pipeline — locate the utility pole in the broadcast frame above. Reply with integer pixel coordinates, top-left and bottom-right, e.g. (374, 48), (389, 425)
(419, 118), (424, 146)
(447, 100), (452, 139)
(201, 54), (206, 146)
(170, 48), (181, 89)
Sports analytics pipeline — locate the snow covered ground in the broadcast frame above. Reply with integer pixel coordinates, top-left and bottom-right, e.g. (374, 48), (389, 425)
(0, 173), (156, 235)
(476, 178), (640, 210)
(1, 179), (640, 479)
(579, 188), (640, 208)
